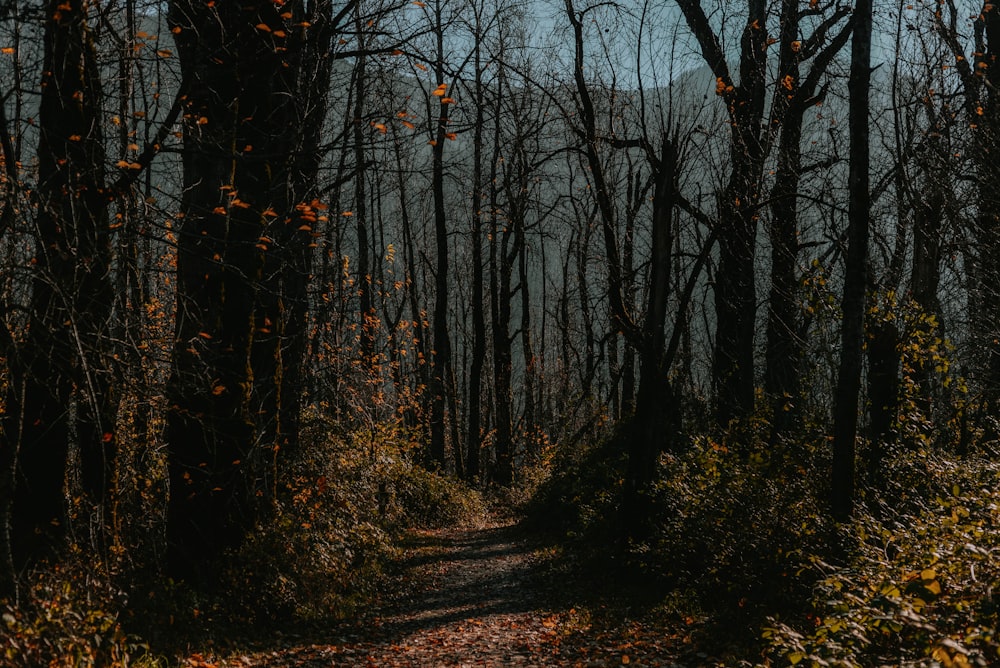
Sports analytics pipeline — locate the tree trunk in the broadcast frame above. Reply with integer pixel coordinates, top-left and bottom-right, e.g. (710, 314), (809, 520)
(674, 0), (768, 425)
(466, 55), (486, 482)
(10, 0), (112, 568)
(165, 0), (320, 583)
(427, 5), (451, 469)
(831, 0), (872, 521)
(764, 2), (851, 439)
(623, 135), (677, 544)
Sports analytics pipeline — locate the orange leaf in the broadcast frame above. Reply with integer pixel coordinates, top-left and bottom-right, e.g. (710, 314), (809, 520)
(414, 62), (427, 71)
(212, 206), (227, 215)
(256, 22), (272, 32)
(198, 331), (213, 339)
(401, 120), (415, 129)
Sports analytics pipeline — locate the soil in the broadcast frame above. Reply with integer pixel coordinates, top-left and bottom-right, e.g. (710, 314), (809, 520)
(212, 518), (701, 668)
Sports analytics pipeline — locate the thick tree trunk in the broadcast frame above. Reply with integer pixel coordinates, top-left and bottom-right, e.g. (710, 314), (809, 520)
(165, 0), (317, 583)
(623, 136), (676, 544)
(675, 0), (768, 426)
(763, 0), (805, 423)
(831, 0), (872, 521)
(10, 0), (112, 568)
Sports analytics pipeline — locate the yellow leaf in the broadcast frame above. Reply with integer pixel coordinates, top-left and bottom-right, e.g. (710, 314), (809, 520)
(925, 580), (942, 595)
(921, 568), (936, 581)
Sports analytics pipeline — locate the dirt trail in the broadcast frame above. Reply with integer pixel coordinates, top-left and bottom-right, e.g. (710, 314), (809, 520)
(225, 520), (689, 667)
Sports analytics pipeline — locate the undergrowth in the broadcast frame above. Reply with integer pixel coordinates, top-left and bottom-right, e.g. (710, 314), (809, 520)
(762, 451), (1000, 667)
(1, 415), (484, 666)
(527, 420), (1000, 666)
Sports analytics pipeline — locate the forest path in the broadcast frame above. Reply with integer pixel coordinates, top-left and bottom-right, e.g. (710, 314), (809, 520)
(221, 517), (692, 667)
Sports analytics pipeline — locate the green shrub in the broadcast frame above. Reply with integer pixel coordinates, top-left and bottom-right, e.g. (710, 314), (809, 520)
(387, 462), (485, 528)
(522, 423), (626, 542)
(218, 416), (482, 625)
(648, 433), (833, 618)
(1, 562), (164, 668)
(762, 452), (1000, 667)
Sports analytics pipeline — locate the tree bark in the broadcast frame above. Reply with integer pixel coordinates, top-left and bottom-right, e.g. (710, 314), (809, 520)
(831, 0), (872, 521)
(427, 1), (452, 469)
(165, 0), (325, 583)
(466, 31), (487, 483)
(10, 0), (112, 568)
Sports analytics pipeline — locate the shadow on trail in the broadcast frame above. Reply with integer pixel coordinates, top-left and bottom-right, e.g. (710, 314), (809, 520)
(369, 523), (543, 641)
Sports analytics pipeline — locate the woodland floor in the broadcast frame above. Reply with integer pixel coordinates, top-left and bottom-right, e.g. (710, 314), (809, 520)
(206, 516), (724, 668)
